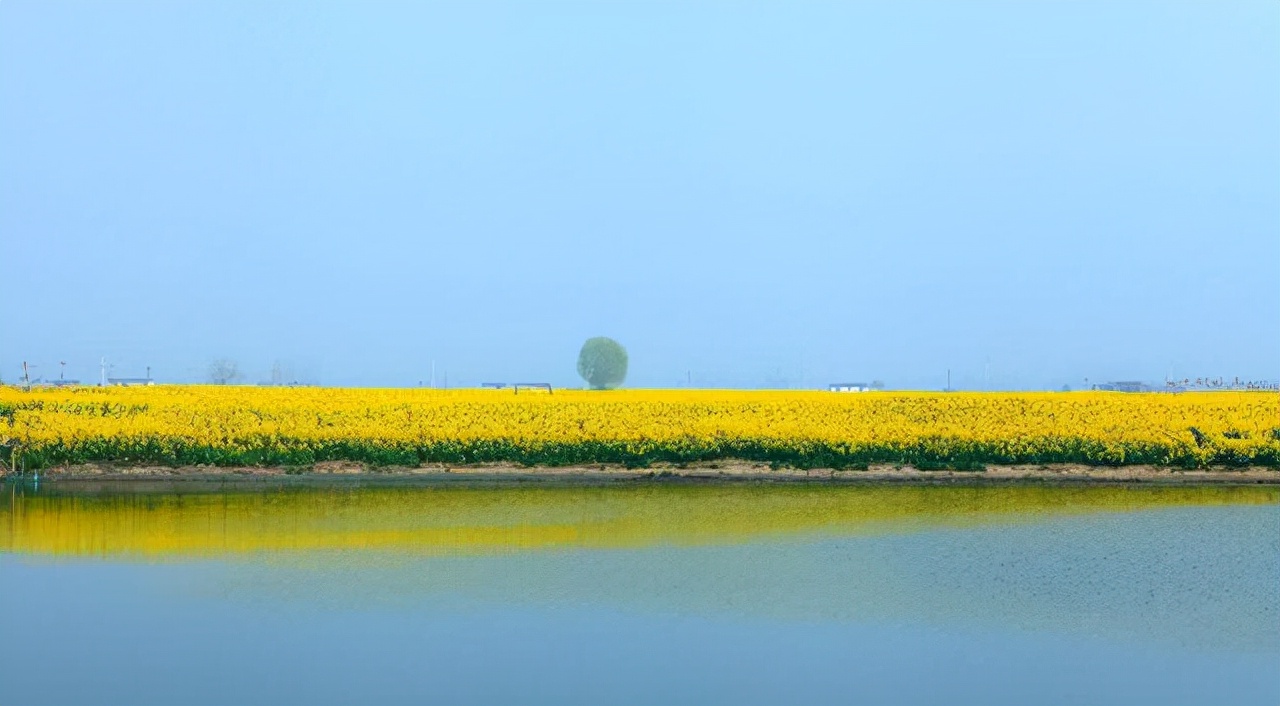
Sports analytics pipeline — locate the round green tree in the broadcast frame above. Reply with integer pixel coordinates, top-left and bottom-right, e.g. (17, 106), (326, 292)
(577, 337), (628, 390)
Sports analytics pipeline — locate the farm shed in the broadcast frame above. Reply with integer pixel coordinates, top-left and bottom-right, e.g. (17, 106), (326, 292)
(828, 382), (872, 393)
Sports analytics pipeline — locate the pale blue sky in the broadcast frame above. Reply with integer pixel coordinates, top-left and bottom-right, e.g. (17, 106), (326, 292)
(2, 1), (1276, 389)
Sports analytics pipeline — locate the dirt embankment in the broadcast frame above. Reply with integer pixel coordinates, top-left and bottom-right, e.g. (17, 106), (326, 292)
(15, 461), (1280, 485)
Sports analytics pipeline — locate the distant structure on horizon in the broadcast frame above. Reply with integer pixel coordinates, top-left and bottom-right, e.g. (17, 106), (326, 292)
(1162, 377), (1280, 392)
(828, 381), (884, 393)
(107, 377), (154, 387)
(480, 382), (554, 394)
(1087, 378), (1278, 393)
(1090, 381), (1152, 392)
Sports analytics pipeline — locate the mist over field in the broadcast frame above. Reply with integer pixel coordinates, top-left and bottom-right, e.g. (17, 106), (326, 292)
(2, 2), (1276, 389)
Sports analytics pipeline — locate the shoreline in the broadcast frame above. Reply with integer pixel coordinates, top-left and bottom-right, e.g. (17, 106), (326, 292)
(9, 461), (1279, 486)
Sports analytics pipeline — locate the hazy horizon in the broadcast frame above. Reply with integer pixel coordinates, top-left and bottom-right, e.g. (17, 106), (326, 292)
(3, 2), (1277, 390)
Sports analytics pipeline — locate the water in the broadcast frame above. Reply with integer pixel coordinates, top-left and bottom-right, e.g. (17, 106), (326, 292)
(2, 480), (1277, 705)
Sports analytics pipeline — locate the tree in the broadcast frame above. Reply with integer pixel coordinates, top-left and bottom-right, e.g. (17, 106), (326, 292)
(208, 359), (242, 385)
(577, 337), (628, 390)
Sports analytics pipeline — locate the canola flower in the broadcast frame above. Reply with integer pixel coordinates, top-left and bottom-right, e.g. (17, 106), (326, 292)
(1, 386), (1277, 470)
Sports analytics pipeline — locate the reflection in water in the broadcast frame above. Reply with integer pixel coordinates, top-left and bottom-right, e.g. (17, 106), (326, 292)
(2, 481), (1277, 706)
(3, 482), (1275, 557)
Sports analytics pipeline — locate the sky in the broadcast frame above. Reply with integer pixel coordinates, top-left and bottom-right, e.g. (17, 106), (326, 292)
(2, 1), (1277, 390)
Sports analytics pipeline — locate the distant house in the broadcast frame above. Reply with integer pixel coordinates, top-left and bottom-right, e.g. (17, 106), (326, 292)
(107, 377), (154, 387)
(828, 382), (872, 393)
(480, 382), (552, 394)
(1091, 381), (1150, 393)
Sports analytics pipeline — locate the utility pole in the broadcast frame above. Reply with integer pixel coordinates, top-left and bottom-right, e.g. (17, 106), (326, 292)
(946, 369), (951, 392)
(60, 361), (66, 381)
(22, 361), (29, 386)
(430, 360), (436, 389)
(100, 358), (107, 387)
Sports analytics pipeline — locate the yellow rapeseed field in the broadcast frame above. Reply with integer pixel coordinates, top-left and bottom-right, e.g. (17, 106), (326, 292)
(1, 386), (1277, 469)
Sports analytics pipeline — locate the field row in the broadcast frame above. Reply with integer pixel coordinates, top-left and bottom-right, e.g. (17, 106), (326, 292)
(2, 386), (1278, 470)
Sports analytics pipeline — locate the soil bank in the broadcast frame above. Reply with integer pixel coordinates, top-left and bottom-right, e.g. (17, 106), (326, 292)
(13, 461), (1280, 486)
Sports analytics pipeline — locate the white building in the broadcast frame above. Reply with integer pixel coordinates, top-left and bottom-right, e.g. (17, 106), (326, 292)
(828, 382), (872, 393)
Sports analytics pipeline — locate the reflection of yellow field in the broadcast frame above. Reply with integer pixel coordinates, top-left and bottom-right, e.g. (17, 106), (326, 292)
(3, 485), (1276, 558)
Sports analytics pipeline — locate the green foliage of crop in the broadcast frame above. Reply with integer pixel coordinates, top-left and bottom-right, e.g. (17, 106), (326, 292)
(6, 433), (1277, 472)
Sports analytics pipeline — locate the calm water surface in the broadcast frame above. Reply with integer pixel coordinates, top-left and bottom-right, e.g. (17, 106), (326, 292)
(1, 480), (1277, 705)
